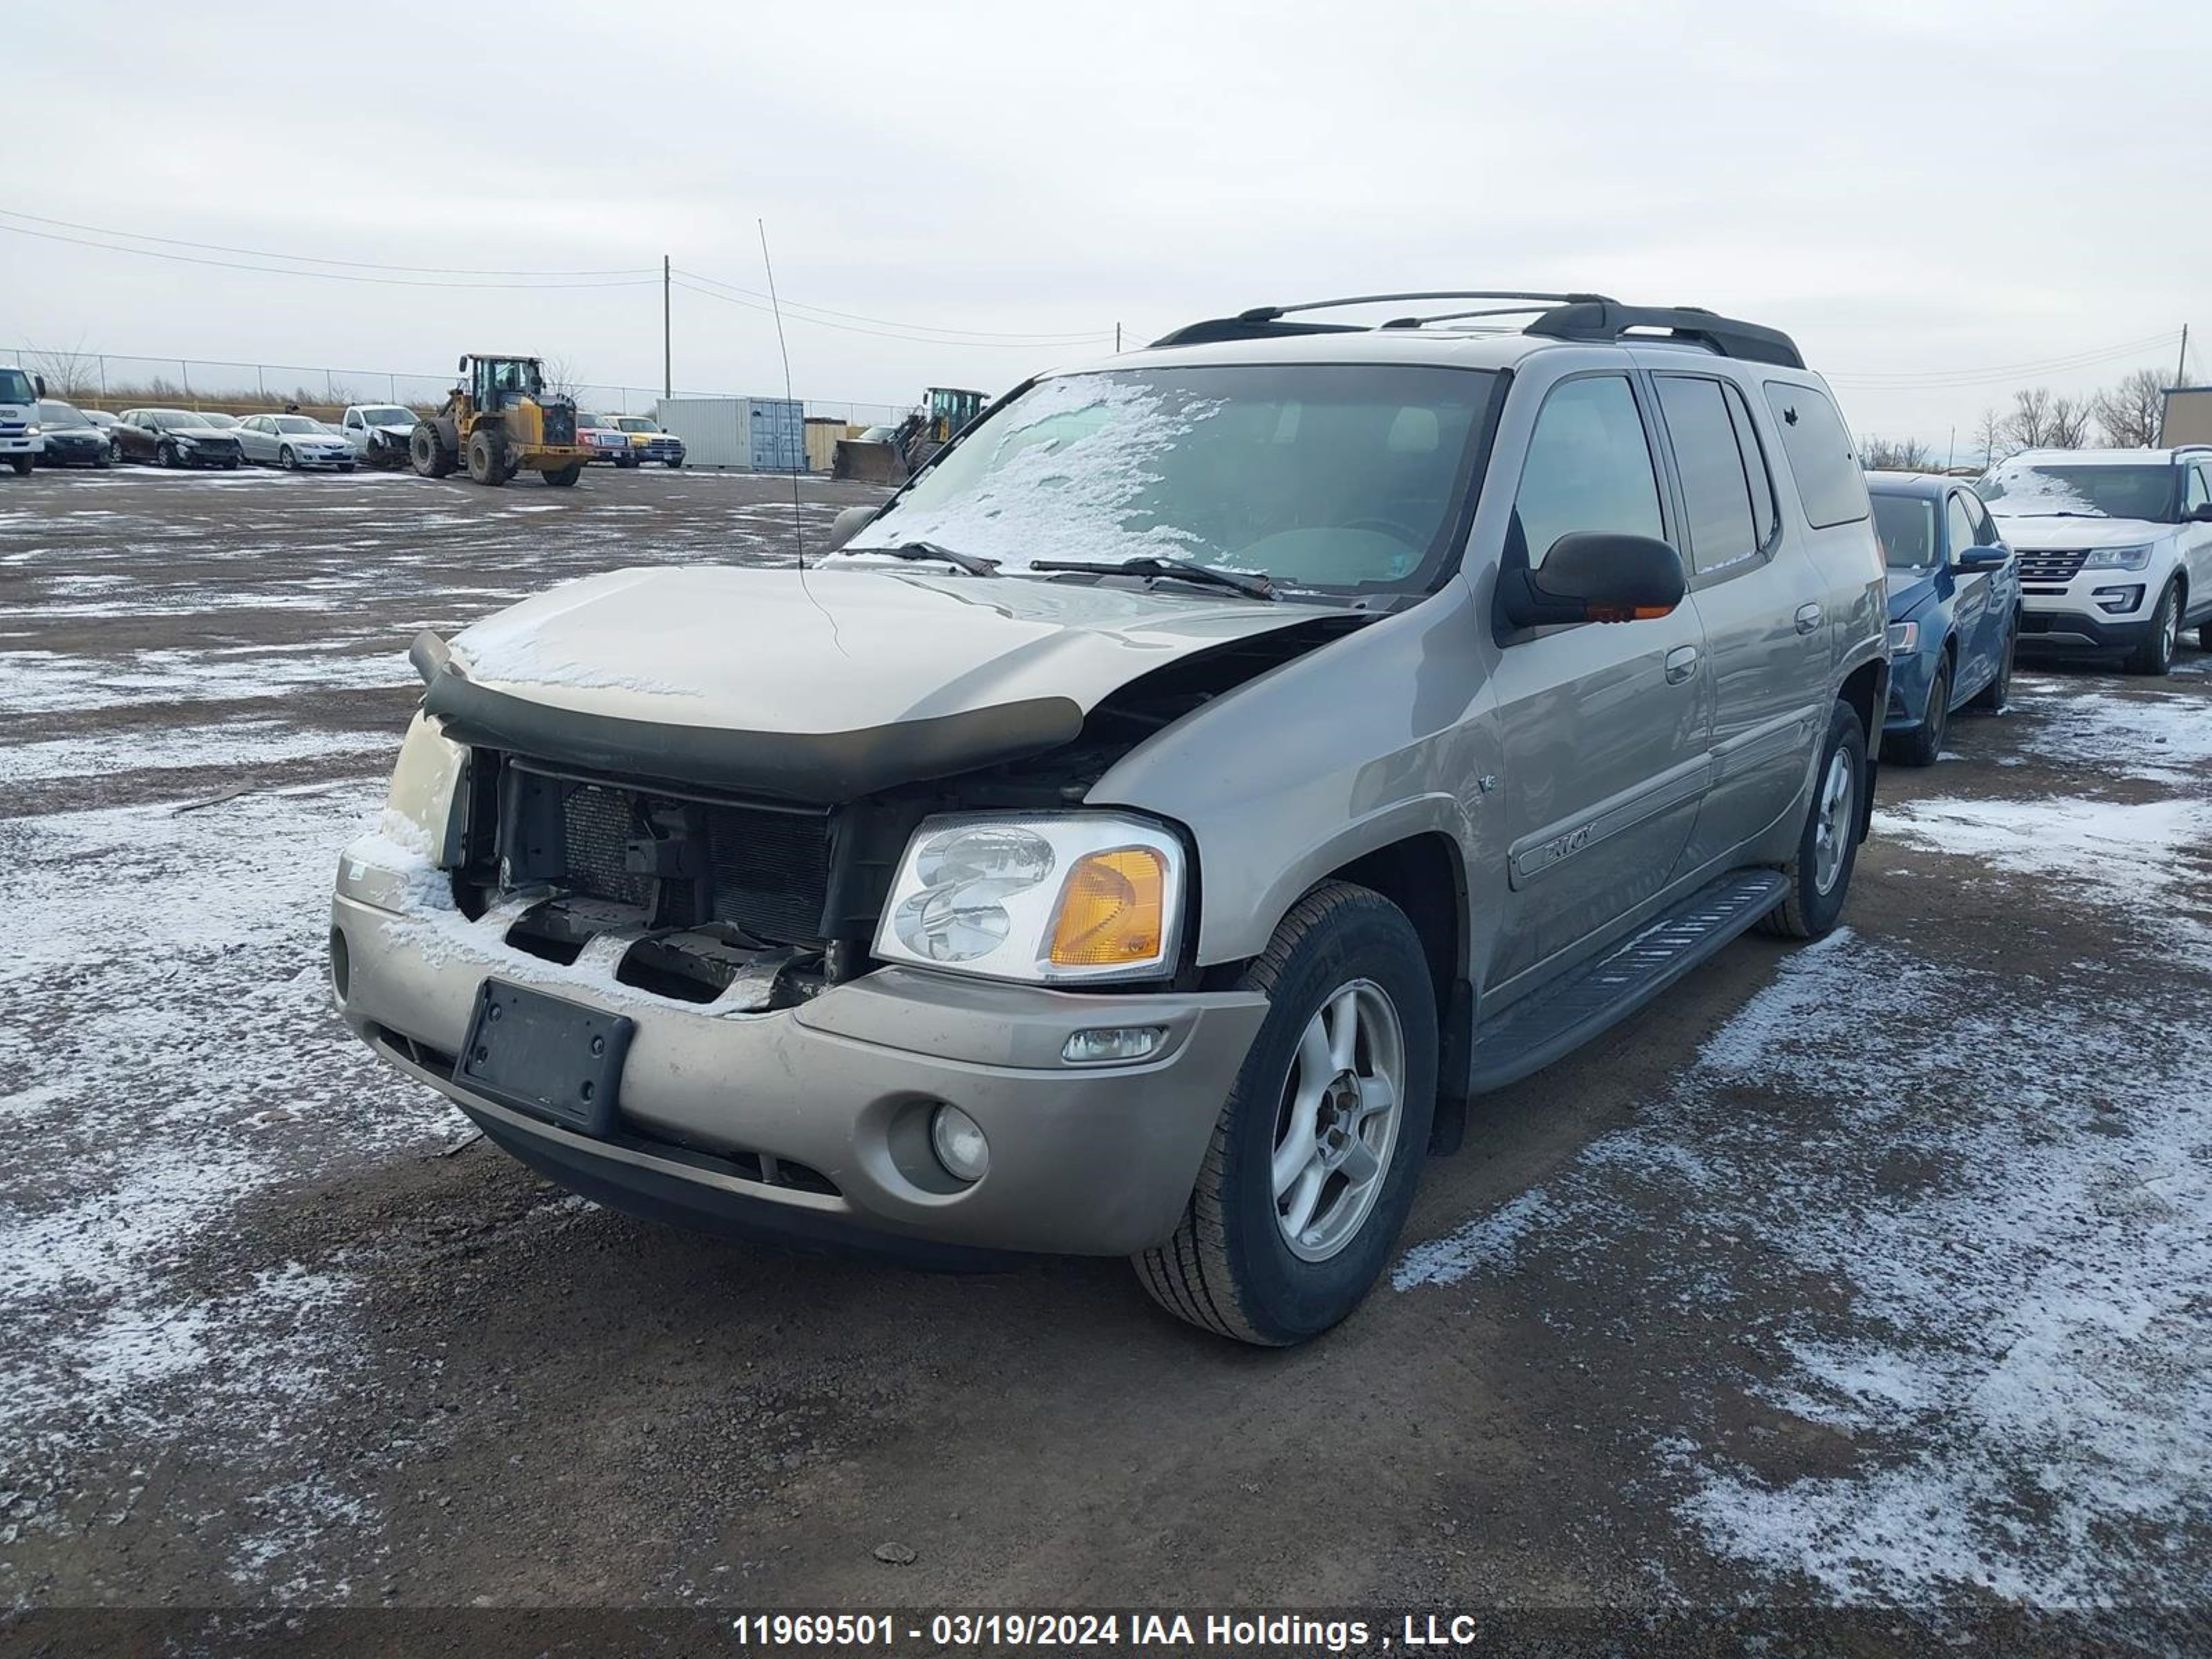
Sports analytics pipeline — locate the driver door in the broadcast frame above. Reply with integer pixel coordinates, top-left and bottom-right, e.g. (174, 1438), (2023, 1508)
(1485, 371), (1713, 991)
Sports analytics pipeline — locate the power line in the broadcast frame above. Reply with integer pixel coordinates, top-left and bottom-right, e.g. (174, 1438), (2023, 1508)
(669, 279), (1113, 349)
(673, 265), (1114, 342)
(0, 207), (656, 276)
(1828, 331), (2179, 388)
(0, 220), (662, 290)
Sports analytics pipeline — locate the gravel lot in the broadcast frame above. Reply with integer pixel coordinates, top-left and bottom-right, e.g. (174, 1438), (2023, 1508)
(3, 466), (2208, 1647)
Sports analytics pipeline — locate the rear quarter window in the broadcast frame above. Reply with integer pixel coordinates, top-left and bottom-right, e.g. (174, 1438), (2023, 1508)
(1761, 381), (1869, 530)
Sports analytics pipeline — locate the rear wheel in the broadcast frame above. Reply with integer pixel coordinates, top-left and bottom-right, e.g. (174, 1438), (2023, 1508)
(1759, 699), (1867, 940)
(1971, 621), (2016, 711)
(1134, 882), (1436, 1347)
(409, 423), (453, 479)
(2126, 581), (2179, 675)
(541, 462), (583, 487)
(1896, 661), (1950, 767)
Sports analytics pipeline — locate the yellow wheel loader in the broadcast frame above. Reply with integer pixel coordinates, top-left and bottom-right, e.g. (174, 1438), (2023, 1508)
(409, 354), (592, 487)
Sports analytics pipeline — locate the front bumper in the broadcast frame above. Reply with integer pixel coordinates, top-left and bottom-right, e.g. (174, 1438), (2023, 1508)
(1883, 637), (1940, 730)
(290, 451), (357, 470)
(2016, 607), (2155, 654)
(330, 872), (1267, 1259)
(38, 438), (108, 467)
(0, 435), (40, 456)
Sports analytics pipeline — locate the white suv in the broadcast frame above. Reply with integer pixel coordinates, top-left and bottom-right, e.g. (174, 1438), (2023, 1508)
(1978, 446), (2212, 675)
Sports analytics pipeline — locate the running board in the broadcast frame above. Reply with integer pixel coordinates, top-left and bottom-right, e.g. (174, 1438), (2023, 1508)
(1467, 870), (1790, 1094)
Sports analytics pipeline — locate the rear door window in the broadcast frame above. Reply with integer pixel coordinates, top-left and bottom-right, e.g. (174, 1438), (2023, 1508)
(1512, 375), (1663, 569)
(1654, 375), (1761, 575)
(1761, 381), (1869, 529)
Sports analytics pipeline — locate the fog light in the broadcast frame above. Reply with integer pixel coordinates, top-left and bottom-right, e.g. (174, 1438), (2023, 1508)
(1062, 1025), (1167, 1065)
(2093, 584), (2144, 615)
(928, 1103), (990, 1183)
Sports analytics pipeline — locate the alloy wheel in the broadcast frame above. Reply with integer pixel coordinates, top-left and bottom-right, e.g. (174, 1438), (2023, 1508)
(1271, 980), (1406, 1262)
(1812, 747), (1857, 896)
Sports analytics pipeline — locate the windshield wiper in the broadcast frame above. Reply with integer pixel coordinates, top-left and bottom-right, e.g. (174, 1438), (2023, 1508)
(1029, 556), (1274, 601)
(847, 540), (1000, 577)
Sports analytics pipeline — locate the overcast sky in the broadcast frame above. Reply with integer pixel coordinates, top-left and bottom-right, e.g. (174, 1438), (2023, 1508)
(10, 1), (2205, 447)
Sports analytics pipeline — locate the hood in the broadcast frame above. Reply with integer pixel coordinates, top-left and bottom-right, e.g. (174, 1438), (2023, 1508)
(1992, 515), (2170, 551)
(1884, 569), (1940, 619)
(167, 427), (237, 442)
(421, 565), (1351, 800)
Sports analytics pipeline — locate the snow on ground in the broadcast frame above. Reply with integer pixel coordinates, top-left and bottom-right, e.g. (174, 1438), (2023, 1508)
(0, 785), (456, 1576)
(0, 644), (411, 715)
(1397, 931), (2212, 1606)
(0, 718), (393, 785)
(2010, 679), (2212, 781)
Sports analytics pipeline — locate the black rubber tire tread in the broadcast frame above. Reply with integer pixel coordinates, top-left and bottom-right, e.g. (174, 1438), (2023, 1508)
(1970, 621), (2015, 711)
(1895, 660), (1949, 767)
(1758, 699), (1868, 940)
(1133, 880), (1434, 1346)
(2124, 581), (2177, 676)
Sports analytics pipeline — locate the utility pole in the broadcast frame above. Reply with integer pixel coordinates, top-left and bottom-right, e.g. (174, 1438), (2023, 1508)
(2178, 324), (2191, 387)
(663, 254), (673, 400)
(1115, 321), (1122, 353)
(1947, 426), (1955, 471)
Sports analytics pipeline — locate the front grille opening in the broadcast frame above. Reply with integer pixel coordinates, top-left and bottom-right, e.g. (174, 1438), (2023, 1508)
(505, 924), (584, 966)
(370, 1023), (458, 1078)
(615, 937), (727, 1004)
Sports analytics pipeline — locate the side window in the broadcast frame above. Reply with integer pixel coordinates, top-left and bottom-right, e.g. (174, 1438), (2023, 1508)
(1512, 375), (1662, 569)
(1655, 375), (1759, 574)
(1963, 493), (2000, 546)
(2186, 466), (2211, 512)
(1761, 381), (1870, 529)
(1945, 494), (1978, 559)
(345, 410), (362, 429)
(1722, 382), (1779, 547)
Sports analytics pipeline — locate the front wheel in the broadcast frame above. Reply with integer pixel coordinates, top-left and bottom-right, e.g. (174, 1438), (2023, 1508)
(6, 454), (31, 476)
(1134, 881), (1436, 1346)
(2125, 581), (2179, 676)
(279, 446), (297, 470)
(664, 458), (684, 470)
(1895, 661), (1949, 767)
(410, 422), (453, 479)
(1759, 699), (1868, 940)
(541, 462), (583, 487)
(157, 442), (178, 469)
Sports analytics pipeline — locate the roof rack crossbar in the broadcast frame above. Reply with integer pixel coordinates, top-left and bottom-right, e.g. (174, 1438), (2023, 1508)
(1378, 303), (1564, 330)
(1235, 290), (1618, 324)
(1525, 301), (1805, 368)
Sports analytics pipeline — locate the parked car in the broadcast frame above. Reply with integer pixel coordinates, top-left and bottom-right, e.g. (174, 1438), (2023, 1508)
(0, 363), (42, 474)
(333, 291), (1886, 1344)
(339, 403), (422, 469)
(81, 408), (118, 431)
(201, 411), (243, 430)
(33, 400), (113, 469)
(614, 414), (684, 469)
(1978, 446), (2212, 673)
(110, 409), (244, 469)
(577, 413), (630, 465)
(234, 413), (357, 471)
(1866, 471), (2019, 765)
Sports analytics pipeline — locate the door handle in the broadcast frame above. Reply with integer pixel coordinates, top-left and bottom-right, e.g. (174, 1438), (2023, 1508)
(1665, 644), (1700, 684)
(1794, 603), (1823, 635)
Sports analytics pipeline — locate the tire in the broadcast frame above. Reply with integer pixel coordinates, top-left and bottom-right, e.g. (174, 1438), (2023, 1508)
(7, 453), (31, 476)
(2199, 621), (2212, 654)
(157, 442), (178, 469)
(2125, 581), (2179, 676)
(1971, 620), (2016, 711)
(664, 458), (683, 470)
(410, 422), (453, 479)
(466, 429), (507, 486)
(224, 457), (240, 470)
(1894, 659), (1949, 767)
(1133, 881), (1437, 1347)
(279, 446), (297, 470)
(1759, 700), (1868, 940)
(541, 462), (583, 488)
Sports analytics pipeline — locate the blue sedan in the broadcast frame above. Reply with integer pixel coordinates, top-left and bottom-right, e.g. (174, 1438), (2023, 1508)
(1868, 471), (2023, 766)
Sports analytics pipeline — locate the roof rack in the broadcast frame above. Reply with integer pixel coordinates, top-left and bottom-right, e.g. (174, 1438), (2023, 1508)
(1150, 290), (1804, 368)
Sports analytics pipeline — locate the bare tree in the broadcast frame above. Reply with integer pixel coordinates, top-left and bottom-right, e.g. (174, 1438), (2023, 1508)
(2001, 386), (2056, 451)
(541, 356), (585, 401)
(27, 339), (102, 401)
(2046, 393), (2092, 449)
(2093, 368), (2166, 449)
(1973, 406), (2008, 467)
(1862, 435), (1933, 471)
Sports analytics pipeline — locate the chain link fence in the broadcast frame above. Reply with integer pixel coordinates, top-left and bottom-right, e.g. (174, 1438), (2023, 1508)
(9, 344), (909, 430)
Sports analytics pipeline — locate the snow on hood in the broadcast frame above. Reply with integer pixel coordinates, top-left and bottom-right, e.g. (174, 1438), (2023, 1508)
(442, 563), (1324, 728)
(1989, 515), (2173, 550)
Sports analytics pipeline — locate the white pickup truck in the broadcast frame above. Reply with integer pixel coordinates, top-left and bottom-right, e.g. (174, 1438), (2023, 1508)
(0, 364), (46, 476)
(339, 402), (422, 469)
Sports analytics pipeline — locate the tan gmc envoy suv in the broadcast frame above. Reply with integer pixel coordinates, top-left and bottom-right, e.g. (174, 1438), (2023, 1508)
(331, 290), (1888, 1344)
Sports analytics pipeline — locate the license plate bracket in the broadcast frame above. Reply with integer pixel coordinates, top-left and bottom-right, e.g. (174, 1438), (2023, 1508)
(458, 980), (634, 1137)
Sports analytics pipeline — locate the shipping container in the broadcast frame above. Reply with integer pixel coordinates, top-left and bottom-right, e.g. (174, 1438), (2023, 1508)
(2162, 386), (2212, 448)
(804, 418), (861, 474)
(650, 395), (809, 471)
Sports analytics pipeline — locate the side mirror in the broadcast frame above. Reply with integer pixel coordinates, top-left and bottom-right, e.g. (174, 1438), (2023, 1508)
(1955, 545), (2009, 572)
(827, 504), (880, 551)
(2187, 503), (2212, 524)
(1499, 532), (1687, 629)
(33, 375), (46, 398)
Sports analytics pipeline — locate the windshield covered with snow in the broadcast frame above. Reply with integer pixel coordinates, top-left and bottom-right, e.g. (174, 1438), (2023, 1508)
(1978, 462), (2177, 522)
(1872, 493), (1938, 570)
(359, 406), (412, 425)
(843, 364), (1499, 594)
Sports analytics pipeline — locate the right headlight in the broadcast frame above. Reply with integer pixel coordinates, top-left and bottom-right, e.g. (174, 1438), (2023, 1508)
(2081, 543), (2153, 570)
(872, 812), (1187, 985)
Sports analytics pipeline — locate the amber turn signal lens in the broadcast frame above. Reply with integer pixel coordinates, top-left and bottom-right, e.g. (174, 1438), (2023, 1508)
(1049, 848), (1167, 967)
